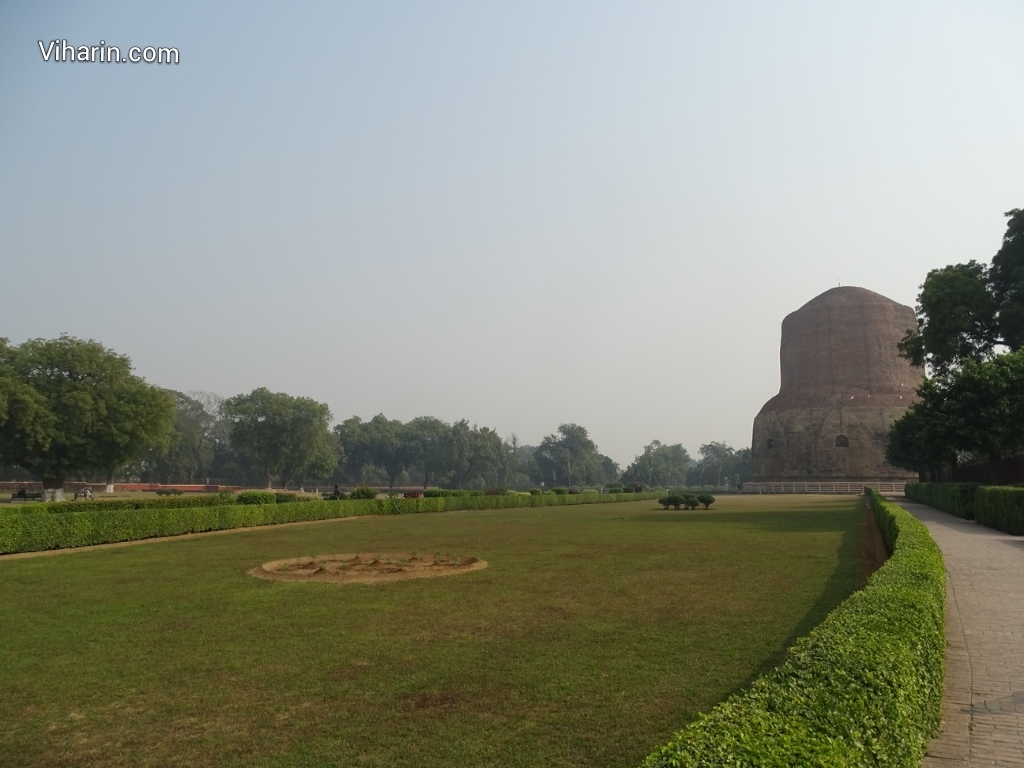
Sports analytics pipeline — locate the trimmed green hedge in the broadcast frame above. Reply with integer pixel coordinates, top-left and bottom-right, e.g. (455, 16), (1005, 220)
(641, 489), (945, 767)
(9, 493), (234, 515)
(904, 482), (980, 520)
(0, 491), (662, 555)
(973, 486), (1024, 535)
(236, 490), (277, 505)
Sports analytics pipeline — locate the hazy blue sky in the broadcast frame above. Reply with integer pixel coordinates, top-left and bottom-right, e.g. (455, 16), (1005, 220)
(2, 2), (1022, 466)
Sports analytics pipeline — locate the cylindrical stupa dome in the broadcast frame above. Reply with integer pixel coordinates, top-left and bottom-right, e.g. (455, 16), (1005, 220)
(751, 286), (923, 483)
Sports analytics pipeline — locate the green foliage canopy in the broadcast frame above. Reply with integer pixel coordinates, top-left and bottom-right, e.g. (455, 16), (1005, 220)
(222, 388), (335, 489)
(622, 440), (691, 487)
(0, 335), (174, 490)
(900, 209), (1024, 374)
(887, 348), (1024, 481)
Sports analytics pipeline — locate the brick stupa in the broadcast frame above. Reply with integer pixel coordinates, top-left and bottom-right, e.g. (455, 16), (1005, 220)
(751, 286), (923, 483)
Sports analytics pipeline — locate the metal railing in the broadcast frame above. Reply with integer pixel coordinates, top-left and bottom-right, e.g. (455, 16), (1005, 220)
(741, 482), (906, 495)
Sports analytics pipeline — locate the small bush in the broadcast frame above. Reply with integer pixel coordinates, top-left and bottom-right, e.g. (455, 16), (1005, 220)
(236, 490), (276, 505)
(659, 495), (684, 510)
(349, 486), (378, 500)
(552, 487), (569, 495)
(403, 490), (422, 499)
(696, 493), (715, 509)
(682, 494), (700, 510)
(274, 492), (297, 504)
(528, 488), (541, 495)
(484, 488), (511, 496)
(154, 488), (184, 496)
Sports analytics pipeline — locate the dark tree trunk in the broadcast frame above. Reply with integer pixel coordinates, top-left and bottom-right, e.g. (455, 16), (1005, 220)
(989, 452), (1006, 485)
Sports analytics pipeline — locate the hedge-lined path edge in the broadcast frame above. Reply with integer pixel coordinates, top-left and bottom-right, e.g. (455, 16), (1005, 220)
(886, 495), (1024, 767)
(0, 513), (368, 561)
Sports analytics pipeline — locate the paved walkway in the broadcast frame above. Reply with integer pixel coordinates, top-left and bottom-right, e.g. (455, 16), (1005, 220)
(885, 496), (1024, 767)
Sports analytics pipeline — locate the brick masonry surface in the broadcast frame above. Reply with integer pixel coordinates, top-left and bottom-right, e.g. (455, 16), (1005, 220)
(887, 496), (1024, 767)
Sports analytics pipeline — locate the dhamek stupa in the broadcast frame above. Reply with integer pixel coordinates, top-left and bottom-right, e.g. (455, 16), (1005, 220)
(751, 286), (922, 484)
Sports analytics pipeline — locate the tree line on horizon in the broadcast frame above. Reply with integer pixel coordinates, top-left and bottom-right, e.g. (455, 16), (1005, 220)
(0, 336), (751, 495)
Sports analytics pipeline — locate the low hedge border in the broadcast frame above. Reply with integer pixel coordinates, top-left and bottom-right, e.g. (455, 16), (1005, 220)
(973, 486), (1024, 535)
(905, 482), (979, 520)
(641, 489), (945, 767)
(0, 491), (662, 555)
(9, 493), (235, 514)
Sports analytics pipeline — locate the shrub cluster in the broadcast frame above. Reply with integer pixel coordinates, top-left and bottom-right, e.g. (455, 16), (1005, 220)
(0, 491), (662, 554)
(973, 486), (1024, 535)
(349, 486), (378, 500)
(905, 482), (979, 520)
(154, 488), (184, 496)
(642, 489), (945, 767)
(657, 493), (716, 510)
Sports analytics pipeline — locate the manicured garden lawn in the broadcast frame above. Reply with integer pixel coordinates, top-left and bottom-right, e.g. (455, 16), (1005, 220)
(0, 495), (874, 767)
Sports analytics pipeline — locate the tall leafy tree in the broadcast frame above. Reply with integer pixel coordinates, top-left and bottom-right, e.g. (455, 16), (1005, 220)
(887, 349), (1024, 482)
(334, 416), (373, 484)
(622, 440), (690, 487)
(94, 381), (176, 491)
(534, 424), (603, 487)
(364, 414), (408, 489)
(222, 388), (333, 489)
(900, 209), (1024, 373)
(445, 420), (504, 489)
(139, 391), (217, 484)
(0, 339), (54, 470)
(0, 335), (174, 499)
(406, 416), (450, 488)
(991, 208), (1024, 350)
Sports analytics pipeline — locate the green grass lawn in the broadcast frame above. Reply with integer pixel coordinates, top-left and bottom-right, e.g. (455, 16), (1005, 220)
(0, 495), (874, 768)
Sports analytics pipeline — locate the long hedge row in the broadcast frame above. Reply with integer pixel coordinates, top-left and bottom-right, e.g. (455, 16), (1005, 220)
(906, 483), (1024, 535)
(973, 486), (1024, 535)
(9, 493), (234, 514)
(641, 489), (945, 767)
(0, 491), (662, 555)
(904, 482), (979, 520)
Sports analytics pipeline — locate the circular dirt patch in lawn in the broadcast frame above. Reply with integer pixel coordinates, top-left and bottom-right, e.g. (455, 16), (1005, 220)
(249, 552), (487, 585)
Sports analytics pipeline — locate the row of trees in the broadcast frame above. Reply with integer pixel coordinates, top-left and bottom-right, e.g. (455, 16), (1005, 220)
(0, 336), (751, 494)
(888, 209), (1024, 481)
(619, 440), (752, 488)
